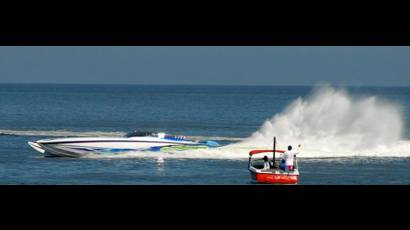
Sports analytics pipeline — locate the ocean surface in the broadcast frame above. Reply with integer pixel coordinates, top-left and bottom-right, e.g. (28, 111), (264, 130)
(1, 84), (410, 184)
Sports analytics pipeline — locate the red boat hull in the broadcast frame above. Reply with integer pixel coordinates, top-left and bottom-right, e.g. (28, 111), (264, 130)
(251, 172), (299, 184)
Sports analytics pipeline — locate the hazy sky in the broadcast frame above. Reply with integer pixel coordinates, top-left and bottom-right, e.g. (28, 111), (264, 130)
(0, 46), (409, 86)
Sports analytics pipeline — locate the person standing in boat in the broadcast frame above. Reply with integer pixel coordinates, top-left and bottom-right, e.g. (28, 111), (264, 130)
(282, 145), (300, 172)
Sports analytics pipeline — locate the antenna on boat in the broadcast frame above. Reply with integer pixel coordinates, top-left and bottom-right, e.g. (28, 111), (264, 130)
(273, 136), (276, 167)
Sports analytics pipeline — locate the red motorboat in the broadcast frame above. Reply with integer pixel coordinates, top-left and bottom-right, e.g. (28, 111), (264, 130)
(248, 137), (300, 184)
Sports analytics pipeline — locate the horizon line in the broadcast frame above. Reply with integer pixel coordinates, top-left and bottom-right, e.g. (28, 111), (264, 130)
(0, 82), (409, 88)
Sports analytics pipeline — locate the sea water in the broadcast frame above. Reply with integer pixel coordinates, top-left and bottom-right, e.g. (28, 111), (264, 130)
(1, 84), (410, 184)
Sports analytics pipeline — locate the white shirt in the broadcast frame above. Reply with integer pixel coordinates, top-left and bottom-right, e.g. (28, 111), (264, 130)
(263, 161), (270, 170)
(283, 149), (299, 166)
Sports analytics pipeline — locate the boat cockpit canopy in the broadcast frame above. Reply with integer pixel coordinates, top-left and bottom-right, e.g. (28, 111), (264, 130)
(125, 131), (157, 137)
(125, 131), (189, 141)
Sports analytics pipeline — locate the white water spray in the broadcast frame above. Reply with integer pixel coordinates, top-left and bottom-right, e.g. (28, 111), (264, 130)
(231, 86), (409, 157)
(157, 156), (165, 163)
(152, 86), (410, 158)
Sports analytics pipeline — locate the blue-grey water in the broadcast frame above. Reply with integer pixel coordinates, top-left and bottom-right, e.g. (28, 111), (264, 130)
(1, 84), (410, 184)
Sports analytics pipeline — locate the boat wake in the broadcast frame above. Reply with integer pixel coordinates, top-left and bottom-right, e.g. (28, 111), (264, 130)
(81, 139), (410, 159)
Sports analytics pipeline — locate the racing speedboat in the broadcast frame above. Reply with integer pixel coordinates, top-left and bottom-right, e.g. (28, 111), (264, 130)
(28, 131), (220, 157)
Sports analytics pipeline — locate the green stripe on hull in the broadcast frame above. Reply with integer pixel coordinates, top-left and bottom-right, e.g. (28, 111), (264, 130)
(160, 145), (208, 152)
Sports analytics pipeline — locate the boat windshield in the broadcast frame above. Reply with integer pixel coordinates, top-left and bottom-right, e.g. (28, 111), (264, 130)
(125, 131), (157, 137)
(125, 130), (189, 141)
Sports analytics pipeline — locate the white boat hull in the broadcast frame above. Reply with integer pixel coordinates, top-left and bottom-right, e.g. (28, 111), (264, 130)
(28, 135), (216, 157)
